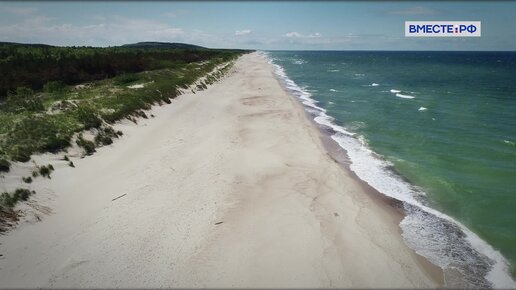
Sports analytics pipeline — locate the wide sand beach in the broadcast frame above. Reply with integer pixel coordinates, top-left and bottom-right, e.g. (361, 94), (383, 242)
(0, 52), (443, 288)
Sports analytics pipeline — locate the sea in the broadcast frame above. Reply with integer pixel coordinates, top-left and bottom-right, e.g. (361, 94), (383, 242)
(264, 50), (516, 288)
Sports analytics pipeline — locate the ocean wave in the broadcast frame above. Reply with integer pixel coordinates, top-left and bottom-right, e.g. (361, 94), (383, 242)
(389, 88), (416, 99)
(418, 107), (428, 111)
(329, 89), (339, 92)
(396, 93), (416, 99)
(266, 54), (516, 289)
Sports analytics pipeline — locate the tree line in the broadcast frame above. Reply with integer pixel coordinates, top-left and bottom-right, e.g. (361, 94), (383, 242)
(0, 43), (245, 98)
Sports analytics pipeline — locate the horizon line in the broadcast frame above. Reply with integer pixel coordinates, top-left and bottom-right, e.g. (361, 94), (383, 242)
(2, 41), (516, 52)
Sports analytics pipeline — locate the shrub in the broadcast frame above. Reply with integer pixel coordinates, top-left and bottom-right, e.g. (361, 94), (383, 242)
(95, 134), (112, 146)
(43, 133), (70, 153)
(5, 87), (44, 112)
(0, 189), (34, 208)
(68, 161), (75, 167)
(0, 158), (10, 172)
(22, 176), (32, 183)
(39, 165), (54, 178)
(13, 188), (32, 201)
(136, 110), (148, 119)
(7, 116), (69, 159)
(94, 126), (120, 146)
(76, 105), (102, 130)
(11, 146), (31, 162)
(76, 135), (96, 155)
(0, 192), (15, 208)
(43, 81), (67, 93)
(114, 73), (140, 86)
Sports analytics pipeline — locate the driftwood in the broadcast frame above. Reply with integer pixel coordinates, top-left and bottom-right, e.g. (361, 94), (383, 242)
(111, 194), (127, 201)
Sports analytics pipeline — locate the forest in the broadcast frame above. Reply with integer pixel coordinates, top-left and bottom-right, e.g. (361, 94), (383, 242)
(0, 42), (244, 97)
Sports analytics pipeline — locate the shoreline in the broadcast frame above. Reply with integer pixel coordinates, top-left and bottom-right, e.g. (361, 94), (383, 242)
(264, 52), (516, 288)
(0, 52), (443, 288)
(267, 55), (446, 286)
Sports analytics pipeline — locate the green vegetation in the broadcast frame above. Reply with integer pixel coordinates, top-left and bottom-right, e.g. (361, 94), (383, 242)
(0, 42), (243, 96)
(76, 135), (96, 155)
(38, 164), (54, 179)
(0, 43), (246, 168)
(0, 188), (34, 209)
(22, 176), (32, 183)
(94, 126), (122, 146)
(0, 158), (10, 172)
(0, 188), (35, 231)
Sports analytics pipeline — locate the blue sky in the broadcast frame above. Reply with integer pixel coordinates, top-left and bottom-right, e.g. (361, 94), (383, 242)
(0, 1), (515, 50)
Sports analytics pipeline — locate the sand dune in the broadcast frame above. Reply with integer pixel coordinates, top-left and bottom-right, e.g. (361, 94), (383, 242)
(0, 53), (442, 288)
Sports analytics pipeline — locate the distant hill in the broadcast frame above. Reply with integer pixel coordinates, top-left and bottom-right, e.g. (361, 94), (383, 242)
(0, 41), (54, 48)
(0, 41), (205, 50)
(121, 42), (206, 49)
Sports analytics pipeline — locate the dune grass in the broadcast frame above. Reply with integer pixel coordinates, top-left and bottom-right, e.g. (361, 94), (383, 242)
(0, 51), (242, 169)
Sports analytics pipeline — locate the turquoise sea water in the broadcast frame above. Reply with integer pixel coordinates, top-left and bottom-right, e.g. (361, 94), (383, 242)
(266, 51), (516, 288)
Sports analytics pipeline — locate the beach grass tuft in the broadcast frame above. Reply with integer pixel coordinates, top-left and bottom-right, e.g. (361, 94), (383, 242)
(0, 188), (34, 209)
(38, 164), (54, 179)
(0, 158), (10, 172)
(76, 135), (96, 155)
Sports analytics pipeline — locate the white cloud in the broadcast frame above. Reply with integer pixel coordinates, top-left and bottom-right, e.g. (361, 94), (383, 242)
(285, 31), (322, 38)
(235, 29), (252, 36)
(285, 31), (302, 38)
(0, 14), (187, 46)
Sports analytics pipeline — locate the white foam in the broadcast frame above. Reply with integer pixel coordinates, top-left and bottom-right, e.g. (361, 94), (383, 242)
(396, 93), (415, 99)
(328, 69), (340, 72)
(371, 83), (380, 86)
(272, 63), (327, 114)
(331, 128), (515, 289)
(418, 107), (427, 111)
(265, 54), (516, 288)
(329, 89), (338, 92)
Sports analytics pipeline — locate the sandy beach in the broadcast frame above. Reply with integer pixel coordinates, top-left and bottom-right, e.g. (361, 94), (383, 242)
(0, 52), (443, 288)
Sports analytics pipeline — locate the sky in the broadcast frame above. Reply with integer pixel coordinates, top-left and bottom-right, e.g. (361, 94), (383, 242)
(0, 1), (515, 51)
